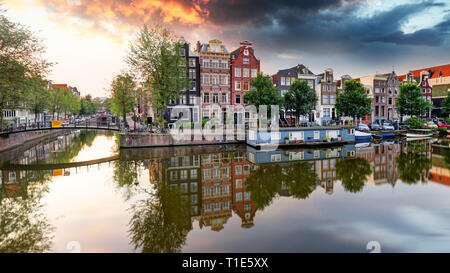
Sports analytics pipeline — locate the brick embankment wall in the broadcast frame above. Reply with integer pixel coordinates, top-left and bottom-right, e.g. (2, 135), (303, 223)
(0, 130), (63, 153)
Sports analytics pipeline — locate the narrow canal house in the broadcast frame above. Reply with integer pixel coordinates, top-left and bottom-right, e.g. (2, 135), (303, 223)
(315, 68), (338, 126)
(196, 39), (231, 122)
(272, 64), (317, 124)
(357, 71), (400, 124)
(166, 41), (201, 124)
(199, 151), (233, 231)
(230, 41), (260, 125)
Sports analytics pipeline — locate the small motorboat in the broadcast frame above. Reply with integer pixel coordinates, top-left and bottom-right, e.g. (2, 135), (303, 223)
(355, 130), (372, 142)
(405, 129), (433, 138)
(375, 132), (395, 138)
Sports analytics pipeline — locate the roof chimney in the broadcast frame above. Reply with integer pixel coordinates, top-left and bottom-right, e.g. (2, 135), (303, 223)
(196, 41), (201, 52)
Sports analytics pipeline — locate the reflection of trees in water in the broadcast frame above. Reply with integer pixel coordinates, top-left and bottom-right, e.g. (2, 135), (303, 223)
(0, 179), (54, 253)
(396, 144), (432, 185)
(111, 159), (192, 253)
(112, 160), (140, 201)
(245, 164), (282, 211)
(282, 162), (318, 199)
(127, 184), (192, 253)
(245, 162), (318, 210)
(336, 158), (372, 193)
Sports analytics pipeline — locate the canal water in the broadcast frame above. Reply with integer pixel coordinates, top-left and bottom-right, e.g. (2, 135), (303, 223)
(1, 130), (450, 253)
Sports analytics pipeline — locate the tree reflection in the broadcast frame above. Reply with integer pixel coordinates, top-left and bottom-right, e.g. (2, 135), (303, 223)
(396, 144), (432, 184)
(283, 162), (318, 199)
(0, 177), (54, 253)
(245, 164), (282, 210)
(112, 160), (140, 201)
(127, 184), (192, 253)
(336, 158), (372, 193)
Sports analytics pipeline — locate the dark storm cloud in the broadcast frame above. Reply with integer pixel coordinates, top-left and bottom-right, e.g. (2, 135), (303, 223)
(209, 0), (450, 55)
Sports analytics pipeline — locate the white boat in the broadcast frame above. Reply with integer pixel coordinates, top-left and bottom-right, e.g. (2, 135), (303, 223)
(355, 130), (372, 141)
(405, 129), (433, 138)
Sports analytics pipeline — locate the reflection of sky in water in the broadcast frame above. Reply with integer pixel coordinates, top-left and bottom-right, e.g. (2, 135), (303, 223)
(182, 182), (450, 253)
(4, 134), (450, 252)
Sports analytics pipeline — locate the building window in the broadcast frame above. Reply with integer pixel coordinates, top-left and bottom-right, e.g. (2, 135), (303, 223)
(204, 186), (211, 197)
(235, 67), (241, 77)
(235, 94), (241, 104)
(213, 93), (219, 103)
(203, 74), (210, 85)
(236, 179), (243, 189)
(202, 59), (209, 68)
(243, 68), (249, 77)
(221, 75), (228, 85)
(223, 201), (229, 210)
(236, 192), (243, 202)
(281, 77), (286, 86)
(180, 48), (185, 56)
(235, 165), (242, 175)
(271, 131), (281, 140)
(330, 95), (335, 105)
(389, 98), (392, 105)
(244, 204), (251, 211)
(244, 192), (250, 201)
(235, 81), (241, 91)
(205, 203), (211, 212)
(203, 93), (209, 103)
(222, 167), (229, 178)
(212, 59), (219, 68)
(222, 184), (229, 195)
(243, 82), (249, 91)
(221, 93), (228, 103)
(221, 60), (227, 69)
(251, 68), (257, 78)
(190, 169), (198, 179)
(244, 165), (250, 174)
(323, 95), (329, 105)
(314, 131), (320, 139)
(323, 108), (330, 117)
(271, 154), (281, 162)
(189, 58), (196, 67)
(243, 57), (249, 64)
(214, 184), (220, 196)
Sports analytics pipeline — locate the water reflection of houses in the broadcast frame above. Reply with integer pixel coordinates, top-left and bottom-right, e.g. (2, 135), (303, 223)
(199, 152), (232, 231)
(0, 131), (80, 200)
(232, 151), (257, 228)
(246, 145), (357, 195)
(368, 142), (399, 186)
(147, 154), (202, 218)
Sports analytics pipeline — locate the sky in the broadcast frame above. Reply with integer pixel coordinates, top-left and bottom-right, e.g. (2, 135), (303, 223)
(3, 0), (450, 98)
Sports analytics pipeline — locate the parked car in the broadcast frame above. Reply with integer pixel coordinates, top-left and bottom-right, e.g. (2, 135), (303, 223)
(382, 122), (395, 130)
(435, 120), (449, 128)
(425, 121), (438, 129)
(368, 123), (382, 131)
(357, 123), (370, 131)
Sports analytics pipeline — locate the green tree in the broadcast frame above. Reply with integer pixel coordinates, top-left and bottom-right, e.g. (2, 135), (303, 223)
(244, 72), (283, 118)
(0, 10), (51, 129)
(283, 80), (318, 126)
(441, 93), (450, 117)
(48, 86), (65, 119)
(396, 82), (433, 121)
(110, 73), (137, 126)
(24, 76), (50, 124)
(335, 80), (372, 123)
(336, 158), (372, 193)
(127, 25), (190, 127)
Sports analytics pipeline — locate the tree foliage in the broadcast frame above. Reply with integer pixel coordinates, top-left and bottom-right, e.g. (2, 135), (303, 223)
(110, 72), (137, 125)
(335, 80), (372, 121)
(127, 25), (190, 126)
(0, 10), (51, 128)
(283, 79), (318, 125)
(441, 93), (450, 117)
(396, 82), (433, 118)
(336, 158), (372, 193)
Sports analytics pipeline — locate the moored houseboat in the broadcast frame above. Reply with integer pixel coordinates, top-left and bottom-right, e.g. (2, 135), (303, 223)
(246, 126), (356, 149)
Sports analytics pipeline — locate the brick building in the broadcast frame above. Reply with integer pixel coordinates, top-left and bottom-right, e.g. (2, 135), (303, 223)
(230, 41), (260, 124)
